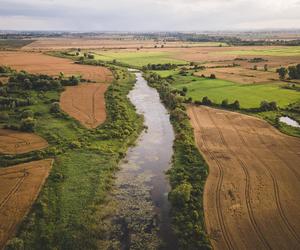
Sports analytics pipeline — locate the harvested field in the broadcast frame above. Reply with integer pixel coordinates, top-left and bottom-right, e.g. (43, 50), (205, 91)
(188, 106), (300, 250)
(0, 159), (53, 249)
(195, 67), (278, 84)
(60, 83), (108, 128)
(0, 51), (113, 83)
(21, 38), (221, 50)
(0, 129), (48, 155)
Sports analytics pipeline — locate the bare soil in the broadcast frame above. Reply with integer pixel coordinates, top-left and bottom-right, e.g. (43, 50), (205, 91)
(0, 129), (48, 155)
(188, 105), (300, 250)
(60, 83), (108, 128)
(0, 159), (53, 249)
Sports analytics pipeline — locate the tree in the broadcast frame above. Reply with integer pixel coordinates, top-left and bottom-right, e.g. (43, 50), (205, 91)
(231, 100), (240, 110)
(169, 182), (192, 207)
(276, 67), (287, 80)
(50, 102), (60, 113)
(21, 109), (34, 119)
(202, 96), (212, 105)
(264, 64), (268, 71)
(182, 87), (188, 93)
(210, 74), (216, 79)
(20, 117), (36, 132)
(221, 99), (229, 107)
(6, 237), (24, 250)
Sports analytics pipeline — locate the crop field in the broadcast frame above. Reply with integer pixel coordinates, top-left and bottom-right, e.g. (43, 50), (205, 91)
(60, 83), (108, 128)
(222, 46), (300, 56)
(195, 67), (279, 84)
(0, 51), (113, 82)
(188, 106), (300, 250)
(93, 51), (187, 67)
(0, 129), (48, 155)
(0, 39), (34, 49)
(172, 75), (300, 108)
(0, 159), (53, 249)
(22, 38), (227, 50)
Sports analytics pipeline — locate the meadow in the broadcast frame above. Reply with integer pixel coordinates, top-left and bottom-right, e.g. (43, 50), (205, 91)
(93, 51), (187, 67)
(171, 74), (300, 108)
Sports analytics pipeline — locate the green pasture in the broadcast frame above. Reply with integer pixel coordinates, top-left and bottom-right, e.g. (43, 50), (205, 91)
(172, 75), (300, 108)
(93, 51), (187, 67)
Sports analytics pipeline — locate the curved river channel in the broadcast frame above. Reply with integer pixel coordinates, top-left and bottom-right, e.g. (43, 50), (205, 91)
(109, 71), (176, 249)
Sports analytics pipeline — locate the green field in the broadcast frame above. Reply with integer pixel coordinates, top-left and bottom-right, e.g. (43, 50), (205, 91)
(93, 51), (187, 67)
(172, 75), (300, 108)
(222, 46), (300, 56)
(0, 39), (34, 49)
(152, 69), (179, 77)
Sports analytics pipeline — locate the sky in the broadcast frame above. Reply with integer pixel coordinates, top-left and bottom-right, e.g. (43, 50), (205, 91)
(0, 0), (300, 31)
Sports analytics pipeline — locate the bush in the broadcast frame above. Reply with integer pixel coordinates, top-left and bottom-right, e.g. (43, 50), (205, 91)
(260, 100), (278, 111)
(231, 100), (240, 110)
(0, 111), (9, 121)
(20, 117), (36, 132)
(169, 182), (192, 207)
(50, 102), (60, 113)
(221, 99), (229, 107)
(209, 74), (216, 79)
(6, 237), (24, 250)
(21, 109), (34, 119)
(202, 96), (212, 106)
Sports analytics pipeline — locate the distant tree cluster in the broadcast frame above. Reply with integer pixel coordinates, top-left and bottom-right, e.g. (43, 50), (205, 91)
(142, 63), (177, 71)
(277, 64), (300, 80)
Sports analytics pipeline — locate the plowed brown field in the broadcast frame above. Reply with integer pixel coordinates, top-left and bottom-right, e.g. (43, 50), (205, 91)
(60, 83), (108, 128)
(0, 51), (113, 83)
(0, 129), (48, 155)
(0, 159), (53, 249)
(188, 106), (300, 250)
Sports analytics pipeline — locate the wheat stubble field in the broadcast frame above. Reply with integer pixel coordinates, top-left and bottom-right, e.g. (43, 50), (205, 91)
(188, 106), (300, 249)
(0, 129), (48, 155)
(0, 159), (53, 249)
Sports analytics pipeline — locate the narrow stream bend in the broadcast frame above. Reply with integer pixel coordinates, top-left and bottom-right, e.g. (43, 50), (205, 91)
(112, 71), (176, 249)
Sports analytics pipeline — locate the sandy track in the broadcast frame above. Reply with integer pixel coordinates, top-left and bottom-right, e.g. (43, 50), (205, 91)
(60, 83), (108, 128)
(0, 51), (113, 83)
(0, 129), (48, 155)
(0, 159), (53, 249)
(187, 106), (300, 250)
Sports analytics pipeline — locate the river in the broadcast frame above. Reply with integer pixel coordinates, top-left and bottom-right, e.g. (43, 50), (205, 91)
(109, 71), (176, 249)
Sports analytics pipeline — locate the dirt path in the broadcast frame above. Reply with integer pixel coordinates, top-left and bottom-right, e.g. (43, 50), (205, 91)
(187, 105), (300, 250)
(0, 129), (48, 155)
(0, 159), (53, 249)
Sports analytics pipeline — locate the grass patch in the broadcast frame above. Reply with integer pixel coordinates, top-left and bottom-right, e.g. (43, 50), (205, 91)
(93, 51), (187, 67)
(0, 39), (34, 49)
(171, 74), (300, 109)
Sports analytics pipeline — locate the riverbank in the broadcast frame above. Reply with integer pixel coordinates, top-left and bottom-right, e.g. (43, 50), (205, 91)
(1, 66), (144, 249)
(144, 72), (211, 249)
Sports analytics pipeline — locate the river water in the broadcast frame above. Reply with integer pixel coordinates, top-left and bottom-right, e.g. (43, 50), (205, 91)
(279, 116), (300, 128)
(111, 72), (176, 249)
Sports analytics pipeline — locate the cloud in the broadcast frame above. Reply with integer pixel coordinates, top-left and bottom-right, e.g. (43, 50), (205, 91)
(0, 0), (299, 31)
